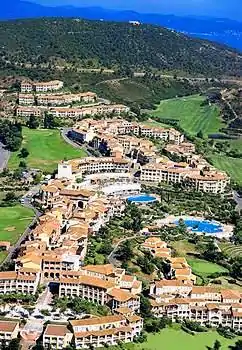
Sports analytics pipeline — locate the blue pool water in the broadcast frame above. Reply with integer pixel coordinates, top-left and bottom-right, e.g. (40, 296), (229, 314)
(174, 219), (223, 234)
(127, 194), (157, 203)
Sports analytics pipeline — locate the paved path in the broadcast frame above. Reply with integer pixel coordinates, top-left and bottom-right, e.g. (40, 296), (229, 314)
(233, 191), (242, 212)
(108, 234), (139, 266)
(61, 128), (80, 149)
(60, 128), (96, 157)
(0, 142), (10, 171)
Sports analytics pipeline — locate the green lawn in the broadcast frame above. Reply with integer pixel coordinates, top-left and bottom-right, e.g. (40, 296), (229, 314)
(8, 128), (87, 173)
(151, 95), (224, 137)
(187, 257), (228, 278)
(208, 155), (242, 185)
(136, 326), (240, 350)
(0, 205), (35, 245)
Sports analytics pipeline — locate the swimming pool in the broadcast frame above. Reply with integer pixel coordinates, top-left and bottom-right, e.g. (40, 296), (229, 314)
(127, 194), (157, 203)
(174, 218), (223, 234)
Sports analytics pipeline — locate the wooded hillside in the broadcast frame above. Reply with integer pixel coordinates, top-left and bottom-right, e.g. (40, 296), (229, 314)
(0, 18), (241, 76)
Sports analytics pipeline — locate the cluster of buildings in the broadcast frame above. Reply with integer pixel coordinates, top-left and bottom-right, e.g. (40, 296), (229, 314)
(0, 155), (238, 348)
(1, 312), (143, 349)
(16, 104), (130, 119)
(0, 80), (235, 348)
(66, 118), (229, 194)
(141, 237), (196, 283)
(18, 92), (97, 106)
(0, 167), (144, 348)
(140, 237), (242, 331)
(149, 281), (242, 330)
(16, 80), (130, 119)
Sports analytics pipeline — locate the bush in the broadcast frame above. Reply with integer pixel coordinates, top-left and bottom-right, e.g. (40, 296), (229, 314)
(211, 279), (222, 285)
(181, 325), (195, 335)
(183, 319), (207, 333)
(217, 326), (235, 339)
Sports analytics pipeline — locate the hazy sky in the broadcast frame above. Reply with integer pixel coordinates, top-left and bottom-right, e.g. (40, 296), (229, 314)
(31, 0), (241, 20)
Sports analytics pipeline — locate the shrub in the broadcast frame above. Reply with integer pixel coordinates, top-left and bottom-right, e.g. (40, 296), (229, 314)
(181, 325), (195, 335)
(183, 319), (207, 333)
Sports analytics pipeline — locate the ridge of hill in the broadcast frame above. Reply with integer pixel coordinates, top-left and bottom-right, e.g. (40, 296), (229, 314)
(0, 18), (241, 77)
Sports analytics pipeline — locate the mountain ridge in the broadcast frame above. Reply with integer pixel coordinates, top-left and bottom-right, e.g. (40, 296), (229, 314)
(0, 17), (241, 78)
(1, 0), (242, 50)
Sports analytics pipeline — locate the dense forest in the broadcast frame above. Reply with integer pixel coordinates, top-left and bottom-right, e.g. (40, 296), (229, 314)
(0, 18), (241, 77)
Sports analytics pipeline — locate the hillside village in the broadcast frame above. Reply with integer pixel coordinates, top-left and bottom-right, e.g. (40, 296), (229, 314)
(0, 77), (241, 350)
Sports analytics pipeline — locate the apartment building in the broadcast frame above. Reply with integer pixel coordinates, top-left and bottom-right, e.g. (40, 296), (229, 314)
(50, 104), (130, 119)
(16, 106), (42, 117)
(0, 321), (19, 346)
(164, 142), (196, 158)
(57, 157), (130, 180)
(186, 170), (229, 194)
(71, 314), (142, 349)
(168, 257), (196, 284)
(21, 80), (63, 93)
(141, 162), (190, 184)
(108, 288), (140, 312)
(69, 127), (97, 144)
(149, 280), (242, 330)
(18, 94), (35, 105)
(35, 80), (64, 92)
(59, 275), (115, 304)
(0, 270), (40, 295)
(141, 162), (229, 194)
(139, 125), (184, 145)
(37, 92), (97, 106)
(141, 237), (171, 258)
(43, 325), (73, 349)
(42, 252), (81, 276)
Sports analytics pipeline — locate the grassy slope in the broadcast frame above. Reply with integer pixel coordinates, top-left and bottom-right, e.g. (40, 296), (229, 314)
(219, 242), (242, 258)
(8, 128), (87, 173)
(136, 326), (240, 350)
(0, 205), (34, 244)
(208, 155), (242, 185)
(187, 258), (228, 277)
(172, 240), (228, 278)
(151, 95), (224, 136)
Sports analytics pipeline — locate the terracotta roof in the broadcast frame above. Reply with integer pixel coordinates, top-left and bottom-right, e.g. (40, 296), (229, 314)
(206, 303), (220, 310)
(60, 275), (115, 289)
(155, 280), (192, 288)
(108, 288), (138, 302)
(82, 264), (115, 276)
(168, 257), (188, 264)
(168, 298), (190, 305)
(175, 268), (191, 276)
(41, 185), (59, 193)
(0, 321), (18, 332)
(60, 189), (94, 197)
(126, 315), (142, 323)
(121, 275), (135, 283)
(71, 315), (125, 327)
(221, 289), (241, 300)
(0, 241), (10, 247)
(192, 286), (221, 294)
(0, 271), (17, 280)
(44, 325), (71, 337)
(114, 307), (132, 315)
